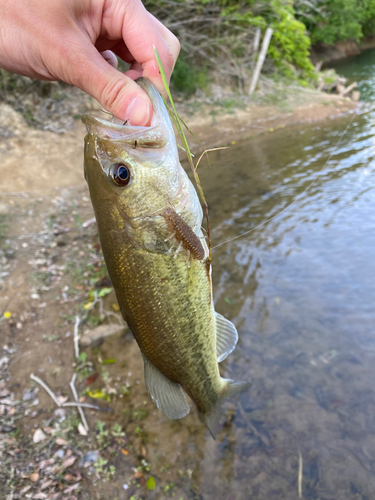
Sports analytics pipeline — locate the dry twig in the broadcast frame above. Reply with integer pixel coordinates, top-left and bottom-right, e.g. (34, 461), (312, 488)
(70, 373), (89, 432)
(30, 373), (105, 412)
(73, 315), (81, 360)
(298, 450), (303, 498)
(30, 373), (62, 407)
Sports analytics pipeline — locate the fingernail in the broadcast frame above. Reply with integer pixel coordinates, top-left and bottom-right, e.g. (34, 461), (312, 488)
(126, 98), (152, 126)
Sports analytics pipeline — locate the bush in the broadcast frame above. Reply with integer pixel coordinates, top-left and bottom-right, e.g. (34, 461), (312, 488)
(144, 0), (315, 92)
(171, 51), (208, 95)
(294, 0), (375, 45)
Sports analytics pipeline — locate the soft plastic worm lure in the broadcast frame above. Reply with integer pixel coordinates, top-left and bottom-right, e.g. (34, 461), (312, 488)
(162, 208), (205, 261)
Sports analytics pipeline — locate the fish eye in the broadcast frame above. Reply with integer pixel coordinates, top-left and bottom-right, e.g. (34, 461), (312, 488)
(111, 162), (131, 187)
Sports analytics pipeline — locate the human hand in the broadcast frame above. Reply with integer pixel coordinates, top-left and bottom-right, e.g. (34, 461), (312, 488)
(0, 0), (179, 125)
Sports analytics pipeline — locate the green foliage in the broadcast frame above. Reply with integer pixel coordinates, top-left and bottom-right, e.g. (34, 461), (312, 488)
(294, 0), (375, 45)
(171, 51), (208, 96)
(146, 476), (156, 490)
(221, 0), (315, 82)
(267, 1), (315, 82)
(146, 0), (315, 91)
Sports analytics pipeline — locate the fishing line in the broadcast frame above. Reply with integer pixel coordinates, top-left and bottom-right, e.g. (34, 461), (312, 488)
(211, 111), (357, 251)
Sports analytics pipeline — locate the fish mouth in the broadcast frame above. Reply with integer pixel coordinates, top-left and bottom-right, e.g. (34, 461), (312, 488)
(82, 78), (170, 149)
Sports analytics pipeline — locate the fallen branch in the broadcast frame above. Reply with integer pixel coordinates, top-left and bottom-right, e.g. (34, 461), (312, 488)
(30, 373), (62, 407)
(70, 373), (89, 432)
(337, 81), (357, 97)
(62, 402), (110, 411)
(73, 315), (81, 360)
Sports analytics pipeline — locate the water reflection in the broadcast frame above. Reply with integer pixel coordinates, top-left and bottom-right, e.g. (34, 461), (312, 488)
(331, 48), (375, 101)
(188, 103), (375, 498)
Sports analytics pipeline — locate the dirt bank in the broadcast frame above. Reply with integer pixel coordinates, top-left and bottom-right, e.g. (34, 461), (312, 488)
(311, 36), (375, 65)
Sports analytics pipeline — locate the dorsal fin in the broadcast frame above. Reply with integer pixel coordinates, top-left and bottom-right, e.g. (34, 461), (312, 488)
(215, 312), (238, 362)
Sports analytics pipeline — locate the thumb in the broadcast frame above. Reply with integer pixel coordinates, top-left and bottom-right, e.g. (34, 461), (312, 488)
(67, 44), (153, 125)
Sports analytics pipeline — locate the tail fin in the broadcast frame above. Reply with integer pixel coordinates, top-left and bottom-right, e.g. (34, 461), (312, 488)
(204, 379), (250, 439)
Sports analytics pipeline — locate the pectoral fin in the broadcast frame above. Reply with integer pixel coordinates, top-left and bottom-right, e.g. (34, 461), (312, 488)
(215, 312), (238, 362)
(143, 355), (190, 420)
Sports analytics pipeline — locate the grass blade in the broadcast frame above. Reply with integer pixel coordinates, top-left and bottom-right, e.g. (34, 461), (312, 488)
(154, 47), (212, 261)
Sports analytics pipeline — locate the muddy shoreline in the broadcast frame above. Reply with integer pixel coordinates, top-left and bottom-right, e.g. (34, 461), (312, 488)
(311, 36), (375, 65)
(177, 90), (357, 155)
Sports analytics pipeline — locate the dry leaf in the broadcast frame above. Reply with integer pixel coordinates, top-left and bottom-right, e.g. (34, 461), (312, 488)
(60, 456), (77, 470)
(33, 493), (48, 499)
(63, 483), (80, 494)
(40, 479), (53, 490)
(46, 493), (61, 500)
(78, 423), (87, 436)
(63, 472), (81, 483)
(43, 427), (55, 435)
(55, 437), (68, 446)
(56, 395), (68, 405)
(38, 459), (55, 470)
(19, 485), (32, 494)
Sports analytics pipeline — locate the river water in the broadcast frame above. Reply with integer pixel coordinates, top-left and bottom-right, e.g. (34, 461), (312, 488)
(187, 51), (375, 499)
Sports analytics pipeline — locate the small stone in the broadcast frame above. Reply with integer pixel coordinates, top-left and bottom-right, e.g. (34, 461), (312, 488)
(79, 450), (100, 468)
(33, 429), (47, 443)
(79, 322), (127, 348)
(54, 449), (65, 459)
(0, 356), (9, 368)
(0, 103), (27, 134)
(23, 388), (38, 401)
(54, 408), (66, 420)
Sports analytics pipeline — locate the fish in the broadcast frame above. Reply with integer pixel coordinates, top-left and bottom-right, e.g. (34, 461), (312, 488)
(82, 78), (249, 437)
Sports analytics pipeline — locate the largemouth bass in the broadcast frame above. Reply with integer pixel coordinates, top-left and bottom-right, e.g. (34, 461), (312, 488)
(82, 79), (249, 437)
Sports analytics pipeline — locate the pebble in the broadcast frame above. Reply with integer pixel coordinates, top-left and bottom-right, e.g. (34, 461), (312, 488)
(33, 428), (47, 443)
(23, 388), (39, 401)
(79, 450), (100, 468)
(79, 322), (127, 347)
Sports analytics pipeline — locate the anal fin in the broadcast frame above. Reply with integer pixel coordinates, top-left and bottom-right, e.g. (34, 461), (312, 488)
(143, 355), (190, 420)
(215, 312), (238, 362)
